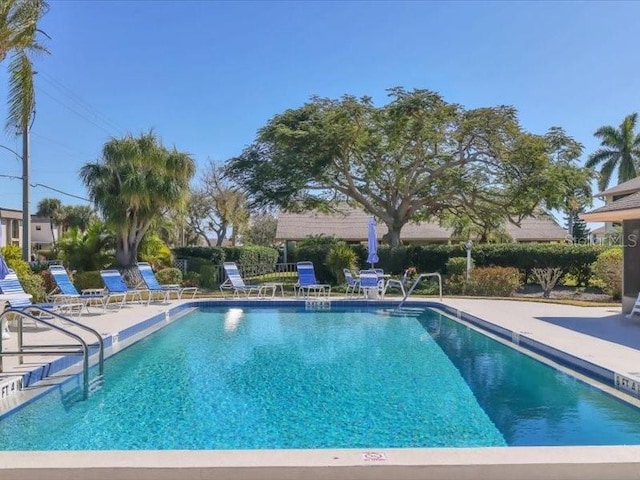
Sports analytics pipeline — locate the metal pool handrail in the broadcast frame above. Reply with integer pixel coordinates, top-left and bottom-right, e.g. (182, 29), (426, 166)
(396, 272), (442, 310)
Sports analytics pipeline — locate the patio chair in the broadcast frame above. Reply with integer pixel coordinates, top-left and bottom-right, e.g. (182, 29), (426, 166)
(0, 269), (83, 324)
(48, 265), (125, 311)
(343, 268), (361, 297)
(383, 269), (410, 298)
(295, 261), (331, 298)
(220, 262), (263, 298)
(359, 269), (384, 299)
(99, 269), (144, 304)
(137, 262), (197, 303)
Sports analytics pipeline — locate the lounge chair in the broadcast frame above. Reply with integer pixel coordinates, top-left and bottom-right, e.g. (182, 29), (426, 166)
(49, 265), (125, 311)
(295, 261), (331, 297)
(99, 269), (144, 304)
(137, 262), (197, 303)
(220, 262), (263, 298)
(0, 269), (83, 322)
(343, 268), (361, 297)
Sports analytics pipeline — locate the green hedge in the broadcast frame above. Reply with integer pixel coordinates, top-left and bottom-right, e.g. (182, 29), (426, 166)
(374, 244), (604, 286)
(173, 246), (225, 264)
(223, 246), (279, 276)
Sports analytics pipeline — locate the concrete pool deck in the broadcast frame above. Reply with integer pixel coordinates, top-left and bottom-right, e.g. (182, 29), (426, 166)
(2, 296), (640, 479)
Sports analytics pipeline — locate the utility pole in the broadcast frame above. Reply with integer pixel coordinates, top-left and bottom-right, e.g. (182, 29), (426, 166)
(21, 124), (30, 261)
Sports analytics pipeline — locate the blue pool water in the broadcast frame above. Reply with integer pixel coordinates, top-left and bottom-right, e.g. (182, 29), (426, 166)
(1, 306), (640, 450)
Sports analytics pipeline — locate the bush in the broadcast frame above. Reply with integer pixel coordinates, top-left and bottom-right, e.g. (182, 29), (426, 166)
(156, 267), (183, 285)
(446, 257), (471, 277)
(19, 273), (46, 303)
(74, 271), (104, 291)
(448, 266), (520, 297)
(592, 247), (622, 299)
(199, 265), (218, 289)
(224, 246), (279, 276)
(173, 246), (225, 264)
(39, 270), (56, 296)
(295, 235), (340, 284)
(326, 242), (358, 283)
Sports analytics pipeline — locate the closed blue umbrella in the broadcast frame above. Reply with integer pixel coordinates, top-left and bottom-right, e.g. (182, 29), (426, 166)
(366, 217), (379, 267)
(0, 255), (9, 280)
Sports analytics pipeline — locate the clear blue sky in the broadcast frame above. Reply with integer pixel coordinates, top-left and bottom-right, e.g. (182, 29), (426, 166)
(0, 0), (637, 221)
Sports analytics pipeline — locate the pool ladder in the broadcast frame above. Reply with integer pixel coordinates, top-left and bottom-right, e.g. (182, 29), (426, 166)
(395, 273), (442, 312)
(0, 307), (105, 400)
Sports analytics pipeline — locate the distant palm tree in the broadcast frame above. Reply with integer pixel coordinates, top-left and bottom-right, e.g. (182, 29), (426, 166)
(586, 113), (640, 191)
(80, 132), (196, 272)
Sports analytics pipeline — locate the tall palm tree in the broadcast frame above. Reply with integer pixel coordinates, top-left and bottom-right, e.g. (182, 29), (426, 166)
(80, 132), (196, 272)
(586, 113), (640, 191)
(0, 0), (50, 260)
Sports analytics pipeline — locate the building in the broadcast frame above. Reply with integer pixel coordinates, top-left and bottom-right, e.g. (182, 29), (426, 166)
(581, 177), (640, 313)
(0, 207), (60, 254)
(276, 207), (568, 260)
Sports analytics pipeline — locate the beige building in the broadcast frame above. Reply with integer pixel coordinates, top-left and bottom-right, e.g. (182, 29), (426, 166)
(276, 206), (568, 245)
(0, 207), (60, 253)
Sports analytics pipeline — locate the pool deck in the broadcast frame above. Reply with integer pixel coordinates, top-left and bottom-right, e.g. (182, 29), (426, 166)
(3, 295), (640, 480)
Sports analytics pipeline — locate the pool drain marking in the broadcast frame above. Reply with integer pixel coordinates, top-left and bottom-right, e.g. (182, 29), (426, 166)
(362, 452), (386, 461)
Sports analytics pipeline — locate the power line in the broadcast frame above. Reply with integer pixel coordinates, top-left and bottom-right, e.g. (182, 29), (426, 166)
(37, 70), (126, 136)
(0, 173), (90, 202)
(38, 87), (118, 137)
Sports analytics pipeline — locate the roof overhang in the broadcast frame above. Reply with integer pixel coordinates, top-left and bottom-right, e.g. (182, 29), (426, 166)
(581, 208), (640, 223)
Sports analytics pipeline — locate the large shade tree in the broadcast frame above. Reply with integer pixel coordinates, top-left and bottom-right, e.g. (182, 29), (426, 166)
(585, 113), (640, 191)
(226, 88), (591, 246)
(80, 132), (195, 272)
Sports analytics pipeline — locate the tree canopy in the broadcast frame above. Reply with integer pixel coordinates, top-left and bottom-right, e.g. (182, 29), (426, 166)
(226, 88), (591, 246)
(80, 131), (195, 270)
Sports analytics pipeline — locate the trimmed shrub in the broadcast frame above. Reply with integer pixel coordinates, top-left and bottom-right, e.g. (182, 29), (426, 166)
(592, 247), (622, 299)
(463, 266), (521, 297)
(156, 267), (183, 285)
(295, 236), (339, 284)
(445, 257), (471, 277)
(173, 246), (225, 264)
(224, 246), (279, 276)
(74, 271), (103, 291)
(199, 265), (218, 289)
(19, 273), (46, 303)
(39, 269), (56, 296)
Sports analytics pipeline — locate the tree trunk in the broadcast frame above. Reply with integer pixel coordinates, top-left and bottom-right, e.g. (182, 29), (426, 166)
(384, 227), (402, 248)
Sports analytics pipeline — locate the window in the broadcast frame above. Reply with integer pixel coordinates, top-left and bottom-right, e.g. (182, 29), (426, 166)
(35, 225), (41, 231)
(11, 220), (19, 239)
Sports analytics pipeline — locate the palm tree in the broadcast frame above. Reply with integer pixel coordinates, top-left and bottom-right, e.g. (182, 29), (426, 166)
(0, 0), (49, 260)
(80, 132), (196, 273)
(586, 113), (640, 191)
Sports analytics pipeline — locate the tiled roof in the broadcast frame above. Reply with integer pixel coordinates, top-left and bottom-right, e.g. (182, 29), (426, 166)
(276, 207), (567, 242)
(596, 177), (640, 197)
(584, 191), (640, 214)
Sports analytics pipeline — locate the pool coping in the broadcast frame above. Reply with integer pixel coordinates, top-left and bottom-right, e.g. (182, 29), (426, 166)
(2, 298), (640, 480)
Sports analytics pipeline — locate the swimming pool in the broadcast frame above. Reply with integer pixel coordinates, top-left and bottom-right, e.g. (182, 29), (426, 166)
(1, 305), (640, 450)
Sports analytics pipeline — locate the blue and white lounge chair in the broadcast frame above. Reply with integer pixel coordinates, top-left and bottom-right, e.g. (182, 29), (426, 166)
(49, 265), (124, 311)
(220, 262), (262, 298)
(295, 261), (331, 297)
(0, 269), (83, 320)
(100, 269), (144, 304)
(137, 262), (197, 303)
